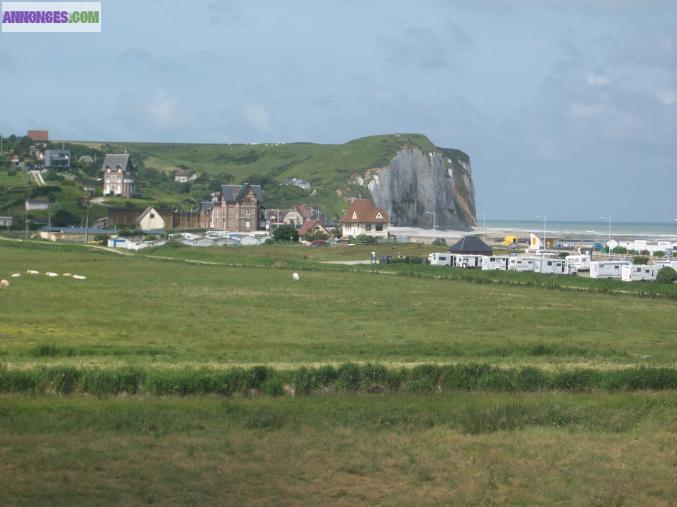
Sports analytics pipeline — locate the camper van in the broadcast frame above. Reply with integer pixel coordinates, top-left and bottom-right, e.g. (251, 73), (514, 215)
(452, 254), (482, 269)
(534, 258), (577, 275)
(589, 260), (631, 279)
(621, 264), (659, 282)
(655, 260), (677, 271)
(428, 252), (452, 266)
(508, 256), (537, 272)
(565, 254), (591, 271)
(482, 255), (510, 271)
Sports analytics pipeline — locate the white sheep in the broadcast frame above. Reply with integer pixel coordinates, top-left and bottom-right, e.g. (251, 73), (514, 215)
(11, 273), (21, 278)
(62, 273), (72, 277)
(0, 279), (9, 288)
(46, 272), (59, 277)
(26, 270), (39, 275)
(292, 272), (300, 281)
(72, 275), (87, 280)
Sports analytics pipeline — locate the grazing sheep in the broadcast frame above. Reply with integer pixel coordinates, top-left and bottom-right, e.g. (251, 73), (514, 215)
(26, 270), (39, 275)
(0, 279), (9, 288)
(46, 272), (59, 277)
(292, 272), (300, 281)
(62, 273), (72, 277)
(72, 275), (87, 280)
(11, 273), (21, 278)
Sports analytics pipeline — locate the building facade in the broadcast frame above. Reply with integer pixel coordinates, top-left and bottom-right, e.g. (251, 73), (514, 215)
(103, 154), (137, 197)
(340, 199), (389, 239)
(44, 149), (71, 169)
(210, 184), (263, 232)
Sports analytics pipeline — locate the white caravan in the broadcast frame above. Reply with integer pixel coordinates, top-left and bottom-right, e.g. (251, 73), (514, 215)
(621, 264), (659, 282)
(508, 256), (537, 272)
(565, 254), (591, 271)
(534, 258), (577, 275)
(482, 255), (510, 271)
(428, 252), (452, 266)
(655, 260), (677, 271)
(589, 260), (631, 279)
(452, 254), (482, 269)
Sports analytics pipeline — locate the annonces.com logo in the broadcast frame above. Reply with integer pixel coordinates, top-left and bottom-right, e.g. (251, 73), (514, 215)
(2, 2), (101, 32)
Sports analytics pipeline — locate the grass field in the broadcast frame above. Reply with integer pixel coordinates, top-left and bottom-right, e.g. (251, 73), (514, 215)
(1, 240), (676, 505)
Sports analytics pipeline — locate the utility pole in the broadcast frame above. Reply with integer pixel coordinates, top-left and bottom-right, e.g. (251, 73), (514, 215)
(83, 192), (91, 244)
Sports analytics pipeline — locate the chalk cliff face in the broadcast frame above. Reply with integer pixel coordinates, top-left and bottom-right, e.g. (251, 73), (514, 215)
(351, 144), (476, 230)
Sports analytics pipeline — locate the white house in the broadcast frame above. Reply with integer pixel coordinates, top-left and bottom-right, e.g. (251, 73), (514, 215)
(340, 199), (389, 239)
(137, 207), (168, 231)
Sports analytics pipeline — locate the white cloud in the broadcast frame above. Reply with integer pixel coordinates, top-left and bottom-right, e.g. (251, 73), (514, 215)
(244, 104), (271, 131)
(586, 73), (609, 87)
(147, 91), (185, 127)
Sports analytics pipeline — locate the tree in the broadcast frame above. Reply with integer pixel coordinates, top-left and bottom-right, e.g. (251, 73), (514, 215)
(272, 225), (298, 242)
(52, 209), (77, 226)
(656, 267), (677, 284)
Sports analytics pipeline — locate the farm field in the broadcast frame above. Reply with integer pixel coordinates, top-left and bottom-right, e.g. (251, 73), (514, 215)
(1, 240), (676, 505)
(0, 240), (676, 368)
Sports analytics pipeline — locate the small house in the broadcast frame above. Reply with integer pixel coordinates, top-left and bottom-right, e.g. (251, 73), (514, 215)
(44, 149), (71, 169)
(298, 219), (330, 239)
(449, 236), (492, 256)
(340, 199), (389, 239)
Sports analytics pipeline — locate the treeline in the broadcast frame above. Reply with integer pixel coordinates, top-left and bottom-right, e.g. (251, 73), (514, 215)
(1, 363), (675, 397)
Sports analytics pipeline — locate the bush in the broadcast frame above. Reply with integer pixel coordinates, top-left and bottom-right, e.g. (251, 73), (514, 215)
(633, 256), (649, 265)
(94, 233), (110, 245)
(431, 238), (447, 246)
(656, 267), (677, 284)
(272, 225), (298, 242)
(354, 234), (377, 245)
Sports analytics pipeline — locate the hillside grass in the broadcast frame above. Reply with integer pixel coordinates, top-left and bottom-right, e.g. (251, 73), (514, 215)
(1, 240), (675, 368)
(0, 393), (675, 505)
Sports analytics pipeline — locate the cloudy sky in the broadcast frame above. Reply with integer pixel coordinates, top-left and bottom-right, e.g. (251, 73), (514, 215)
(1, 0), (676, 222)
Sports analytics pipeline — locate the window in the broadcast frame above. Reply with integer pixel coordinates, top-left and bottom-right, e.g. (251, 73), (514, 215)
(547, 261), (552, 266)
(376, 224), (383, 231)
(150, 213), (155, 219)
(365, 224), (372, 231)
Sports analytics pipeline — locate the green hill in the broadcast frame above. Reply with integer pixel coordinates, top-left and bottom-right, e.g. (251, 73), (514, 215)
(0, 133), (462, 227)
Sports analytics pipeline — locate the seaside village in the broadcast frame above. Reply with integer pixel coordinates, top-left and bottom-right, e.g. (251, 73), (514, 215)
(4, 131), (677, 284)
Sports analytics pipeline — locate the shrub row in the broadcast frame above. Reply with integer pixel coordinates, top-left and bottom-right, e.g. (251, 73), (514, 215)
(1, 364), (675, 397)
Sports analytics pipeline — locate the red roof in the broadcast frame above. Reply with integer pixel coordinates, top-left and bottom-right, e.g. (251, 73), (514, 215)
(27, 130), (49, 142)
(298, 219), (326, 236)
(340, 199), (389, 224)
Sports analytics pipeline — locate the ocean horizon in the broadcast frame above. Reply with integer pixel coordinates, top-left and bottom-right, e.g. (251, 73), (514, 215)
(477, 220), (677, 239)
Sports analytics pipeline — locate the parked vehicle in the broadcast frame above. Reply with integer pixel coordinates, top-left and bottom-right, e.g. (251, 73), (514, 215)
(452, 254), (482, 269)
(565, 254), (591, 271)
(482, 255), (509, 271)
(534, 258), (577, 275)
(428, 252), (452, 266)
(508, 256), (537, 272)
(589, 260), (631, 279)
(621, 264), (659, 282)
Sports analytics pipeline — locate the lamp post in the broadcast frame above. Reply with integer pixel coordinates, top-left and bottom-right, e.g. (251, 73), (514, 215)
(425, 210), (436, 243)
(536, 214), (546, 251)
(601, 216), (612, 254)
(479, 213), (487, 240)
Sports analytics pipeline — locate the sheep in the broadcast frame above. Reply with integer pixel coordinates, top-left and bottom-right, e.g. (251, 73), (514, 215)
(72, 275), (87, 280)
(62, 273), (72, 277)
(292, 272), (300, 281)
(0, 279), (9, 288)
(46, 272), (59, 277)
(11, 273), (21, 278)
(26, 270), (39, 275)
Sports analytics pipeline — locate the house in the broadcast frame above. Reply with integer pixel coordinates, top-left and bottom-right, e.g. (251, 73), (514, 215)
(102, 154), (137, 197)
(298, 219), (330, 239)
(9, 153), (20, 166)
(340, 199), (389, 239)
(38, 226), (117, 242)
(285, 177), (311, 190)
(198, 202), (213, 229)
(29, 145), (44, 161)
(107, 207), (141, 227)
(137, 207), (175, 231)
(449, 236), (492, 256)
(44, 149), (71, 169)
(0, 216), (13, 228)
(283, 208), (305, 227)
(27, 130), (49, 143)
(174, 169), (198, 183)
(210, 184), (263, 232)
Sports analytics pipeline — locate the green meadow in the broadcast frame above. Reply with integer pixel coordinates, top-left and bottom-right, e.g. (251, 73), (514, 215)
(1, 240), (676, 505)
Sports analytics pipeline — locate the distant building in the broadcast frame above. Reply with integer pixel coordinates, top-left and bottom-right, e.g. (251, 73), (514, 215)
(44, 149), (71, 169)
(340, 199), (389, 239)
(102, 154), (137, 197)
(298, 219), (330, 239)
(137, 206), (175, 231)
(285, 177), (311, 190)
(211, 184), (263, 232)
(174, 169), (198, 183)
(107, 207), (140, 227)
(0, 216), (13, 228)
(27, 130), (49, 143)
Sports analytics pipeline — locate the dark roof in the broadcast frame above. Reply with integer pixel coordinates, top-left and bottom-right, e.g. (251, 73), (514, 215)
(449, 235), (492, 255)
(220, 184), (263, 203)
(340, 199), (388, 224)
(102, 154), (131, 171)
(200, 201), (214, 212)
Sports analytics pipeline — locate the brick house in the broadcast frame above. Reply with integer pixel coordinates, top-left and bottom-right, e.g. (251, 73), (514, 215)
(340, 199), (389, 239)
(210, 184), (263, 232)
(103, 154), (137, 197)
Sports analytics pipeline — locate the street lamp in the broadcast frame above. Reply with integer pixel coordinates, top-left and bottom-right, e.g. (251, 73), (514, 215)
(479, 213), (487, 240)
(425, 210), (436, 242)
(536, 214), (546, 251)
(601, 216), (612, 254)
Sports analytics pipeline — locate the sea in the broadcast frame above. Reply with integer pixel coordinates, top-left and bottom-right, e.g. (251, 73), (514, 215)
(478, 220), (677, 240)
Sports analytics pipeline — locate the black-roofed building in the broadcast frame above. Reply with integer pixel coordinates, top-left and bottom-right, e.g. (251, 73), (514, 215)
(103, 154), (137, 197)
(449, 235), (492, 255)
(211, 184), (263, 232)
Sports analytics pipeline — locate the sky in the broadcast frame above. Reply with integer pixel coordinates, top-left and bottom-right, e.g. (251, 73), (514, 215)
(1, 0), (676, 222)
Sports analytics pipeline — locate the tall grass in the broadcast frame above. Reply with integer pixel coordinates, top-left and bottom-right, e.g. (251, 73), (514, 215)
(1, 363), (675, 396)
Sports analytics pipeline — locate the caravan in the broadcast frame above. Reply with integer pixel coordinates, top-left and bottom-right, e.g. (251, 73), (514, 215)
(482, 255), (509, 271)
(534, 258), (577, 275)
(452, 254), (483, 269)
(508, 256), (537, 272)
(428, 252), (452, 266)
(589, 260), (631, 279)
(621, 264), (659, 282)
(565, 254), (591, 271)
